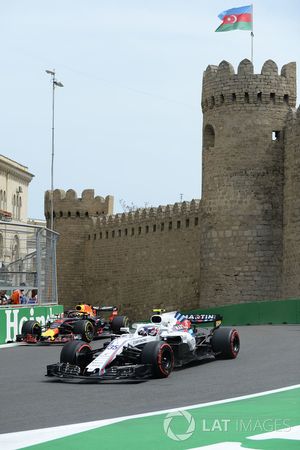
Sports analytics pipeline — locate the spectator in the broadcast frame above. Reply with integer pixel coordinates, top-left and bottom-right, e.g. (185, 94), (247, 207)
(28, 289), (38, 304)
(10, 289), (21, 305)
(0, 290), (8, 305)
(20, 289), (28, 304)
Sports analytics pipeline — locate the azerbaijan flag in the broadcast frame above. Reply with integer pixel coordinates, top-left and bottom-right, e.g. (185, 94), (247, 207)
(215, 5), (253, 32)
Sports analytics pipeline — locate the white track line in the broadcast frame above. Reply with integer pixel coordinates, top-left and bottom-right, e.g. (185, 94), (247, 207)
(1, 384), (300, 450)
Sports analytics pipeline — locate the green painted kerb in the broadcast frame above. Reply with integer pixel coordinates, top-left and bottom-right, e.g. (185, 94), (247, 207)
(0, 305), (64, 344)
(24, 387), (300, 449)
(188, 298), (300, 326)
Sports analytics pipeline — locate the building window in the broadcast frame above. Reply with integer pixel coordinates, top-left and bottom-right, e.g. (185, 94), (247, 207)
(177, 221), (181, 229)
(169, 221), (172, 230)
(270, 92), (275, 104)
(118, 229), (122, 237)
(186, 218), (190, 228)
(161, 223), (164, 231)
(0, 234), (3, 260)
(244, 92), (250, 103)
(153, 224), (156, 232)
(194, 217), (199, 226)
(131, 228), (135, 236)
(203, 124), (215, 149)
(232, 93), (236, 102)
(125, 228), (128, 236)
(138, 226), (142, 235)
(146, 225), (149, 234)
(105, 231), (109, 239)
(100, 232), (103, 239)
(272, 131), (281, 141)
(284, 94), (289, 104)
(112, 230), (115, 238)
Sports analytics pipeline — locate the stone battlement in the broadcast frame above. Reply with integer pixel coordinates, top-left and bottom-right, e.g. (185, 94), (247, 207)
(202, 59), (296, 112)
(44, 189), (114, 218)
(96, 199), (200, 225)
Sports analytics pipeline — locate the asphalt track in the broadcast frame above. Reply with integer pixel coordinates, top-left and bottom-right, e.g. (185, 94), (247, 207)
(0, 325), (299, 434)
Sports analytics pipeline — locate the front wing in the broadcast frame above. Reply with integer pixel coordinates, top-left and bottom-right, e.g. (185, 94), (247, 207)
(46, 362), (152, 382)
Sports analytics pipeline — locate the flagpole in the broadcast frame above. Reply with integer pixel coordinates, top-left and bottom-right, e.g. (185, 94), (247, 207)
(250, 4), (254, 63)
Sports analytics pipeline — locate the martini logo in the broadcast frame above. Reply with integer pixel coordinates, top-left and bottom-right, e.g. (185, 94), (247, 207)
(163, 410), (195, 441)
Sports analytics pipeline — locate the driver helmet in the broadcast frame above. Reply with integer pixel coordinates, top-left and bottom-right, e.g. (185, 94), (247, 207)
(138, 325), (158, 336)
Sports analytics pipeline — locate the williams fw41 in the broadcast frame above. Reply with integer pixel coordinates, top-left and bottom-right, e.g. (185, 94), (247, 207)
(46, 310), (240, 381)
(16, 304), (129, 344)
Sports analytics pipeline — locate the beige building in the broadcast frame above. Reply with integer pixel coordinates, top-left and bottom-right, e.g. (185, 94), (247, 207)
(0, 155), (34, 267)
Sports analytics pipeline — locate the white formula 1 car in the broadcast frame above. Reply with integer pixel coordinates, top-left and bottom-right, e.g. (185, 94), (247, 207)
(46, 310), (240, 381)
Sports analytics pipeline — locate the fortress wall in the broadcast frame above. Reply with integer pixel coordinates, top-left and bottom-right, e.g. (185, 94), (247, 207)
(84, 201), (201, 320)
(283, 108), (300, 297)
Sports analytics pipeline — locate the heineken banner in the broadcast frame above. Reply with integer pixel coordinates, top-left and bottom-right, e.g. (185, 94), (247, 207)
(0, 305), (64, 344)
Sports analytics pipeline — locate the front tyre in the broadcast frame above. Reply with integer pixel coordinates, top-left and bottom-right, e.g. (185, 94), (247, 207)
(141, 341), (174, 378)
(211, 327), (240, 359)
(21, 320), (42, 339)
(72, 320), (94, 342)
(60, 340), (93, 373)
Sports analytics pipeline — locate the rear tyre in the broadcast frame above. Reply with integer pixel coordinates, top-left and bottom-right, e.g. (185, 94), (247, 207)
(111, 316), (129, 334)
(21, 320), (41, 338)
(60, 340), (93, 372)
(211, 327), (240, 359)
(72, 320), (94, 342)
(141, 341), (174, 378)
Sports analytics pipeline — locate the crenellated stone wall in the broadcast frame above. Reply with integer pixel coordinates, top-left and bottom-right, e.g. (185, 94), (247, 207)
(45, 58), (300, 318)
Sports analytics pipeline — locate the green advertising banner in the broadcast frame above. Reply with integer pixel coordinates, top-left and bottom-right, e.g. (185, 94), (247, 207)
(0, 305), (64, 344)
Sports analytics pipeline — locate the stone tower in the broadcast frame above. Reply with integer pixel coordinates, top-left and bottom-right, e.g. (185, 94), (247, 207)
(200, 59), (296, 307)
(282, 107), (300, 297)
(44, 189), (113, 307)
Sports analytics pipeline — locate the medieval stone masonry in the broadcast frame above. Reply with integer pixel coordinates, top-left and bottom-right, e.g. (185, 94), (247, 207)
(45, 59), (300, 319)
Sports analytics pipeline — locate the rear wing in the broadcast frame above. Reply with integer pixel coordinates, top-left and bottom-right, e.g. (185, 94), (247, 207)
(93, 306), (118, 312)
(183, 313), (223, 327)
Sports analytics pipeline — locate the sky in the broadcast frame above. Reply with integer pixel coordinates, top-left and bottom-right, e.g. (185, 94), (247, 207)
(1, 1), (299, 219)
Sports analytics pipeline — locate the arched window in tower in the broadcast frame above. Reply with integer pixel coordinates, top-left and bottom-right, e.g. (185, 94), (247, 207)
(12, 195), (16, 218)
(17, 196), (22, 220)
(0, 234), (3, 260)
(12, 235), (19, 262)
(204, 124), (215, 149)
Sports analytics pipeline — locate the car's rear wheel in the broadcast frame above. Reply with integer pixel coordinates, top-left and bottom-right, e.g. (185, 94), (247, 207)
(60, 340), (93, 372)
(21, 320), (41, 339)
(141, 341), (174, 378)
(211, 327), (240, 359)
(111, 316), (129, 334)
(72, 320), (94, 342)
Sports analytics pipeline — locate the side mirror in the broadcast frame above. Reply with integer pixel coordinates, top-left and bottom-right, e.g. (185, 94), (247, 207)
(120, 327), (130, 333)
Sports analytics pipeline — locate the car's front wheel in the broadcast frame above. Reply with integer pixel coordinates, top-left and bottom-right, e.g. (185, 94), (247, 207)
(60, 340), (93, 373)
(141, 341), (174, 378)
(21, 320), (42, 339)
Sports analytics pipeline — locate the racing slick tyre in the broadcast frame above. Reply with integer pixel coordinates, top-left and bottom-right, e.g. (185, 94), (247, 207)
(111, 315), (129, 334)
(60, 340), (93, 373)
(211, 327), (240, 359)
(21, 320), (42, 339)
(141, 341), (174, 378)
(72, 320), (94, 342)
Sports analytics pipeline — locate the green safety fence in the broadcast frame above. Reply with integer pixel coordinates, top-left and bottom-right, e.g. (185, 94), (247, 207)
(188, 298), (300, 326)
(0, 305), (64, 344)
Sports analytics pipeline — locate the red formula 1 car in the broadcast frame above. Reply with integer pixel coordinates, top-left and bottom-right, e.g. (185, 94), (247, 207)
(16, 304), (129, 344)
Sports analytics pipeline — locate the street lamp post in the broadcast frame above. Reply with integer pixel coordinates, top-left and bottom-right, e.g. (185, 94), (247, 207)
(45, 69), (64, 230)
